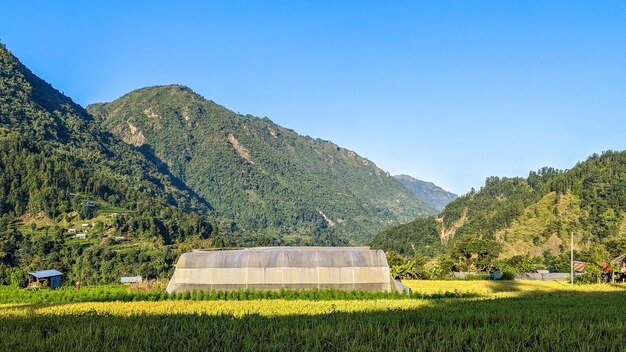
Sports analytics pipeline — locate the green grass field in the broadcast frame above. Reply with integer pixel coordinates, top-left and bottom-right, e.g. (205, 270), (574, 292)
(1, 281), (625, 351)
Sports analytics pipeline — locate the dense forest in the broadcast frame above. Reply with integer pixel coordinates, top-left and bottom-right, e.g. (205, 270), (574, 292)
(0, 43), (232, 285)
(88, 86), (434, 244)
(0, 43), (433, 285)
(373, 154), (626, 277)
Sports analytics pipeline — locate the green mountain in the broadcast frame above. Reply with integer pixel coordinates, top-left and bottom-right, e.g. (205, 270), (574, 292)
(87, 86), (434, 245)
(0, 43), (223, 284)
(373, 152), (626, 261)
(394, 175), (457, 211)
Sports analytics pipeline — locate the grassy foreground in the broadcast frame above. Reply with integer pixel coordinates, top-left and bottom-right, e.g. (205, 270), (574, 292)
(1, 281), (625, 351)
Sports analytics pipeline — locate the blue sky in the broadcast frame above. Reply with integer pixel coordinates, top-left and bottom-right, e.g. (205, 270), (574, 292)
(1, 1), (625, 194)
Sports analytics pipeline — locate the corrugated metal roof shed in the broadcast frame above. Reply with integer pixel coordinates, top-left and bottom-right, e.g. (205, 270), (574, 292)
(29, 270), (63, 278)
(612, 253), (626, 264)
(573, 261), (589, 273)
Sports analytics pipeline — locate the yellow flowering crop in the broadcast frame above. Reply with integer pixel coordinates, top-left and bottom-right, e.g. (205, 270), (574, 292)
(403, 279), (625, 298)
(0, 299), (432, 318)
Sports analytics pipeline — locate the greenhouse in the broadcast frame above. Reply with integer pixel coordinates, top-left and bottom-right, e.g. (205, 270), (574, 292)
(166, 246), (400, 293)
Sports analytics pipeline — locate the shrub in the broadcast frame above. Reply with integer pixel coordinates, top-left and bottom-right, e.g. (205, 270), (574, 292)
(500, 271), (516, 280)
(574, 265), (602, 284)
(10, 269), (28, 288)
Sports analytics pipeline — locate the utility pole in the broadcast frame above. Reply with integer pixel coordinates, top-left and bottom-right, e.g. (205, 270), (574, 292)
(570, 230), (574, 285)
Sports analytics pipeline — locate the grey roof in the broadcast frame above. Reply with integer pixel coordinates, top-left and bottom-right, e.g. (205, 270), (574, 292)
(30, 270), (63, 278)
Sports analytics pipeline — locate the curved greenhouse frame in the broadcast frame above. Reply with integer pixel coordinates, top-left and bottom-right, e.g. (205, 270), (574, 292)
(166, 246), (398, 293)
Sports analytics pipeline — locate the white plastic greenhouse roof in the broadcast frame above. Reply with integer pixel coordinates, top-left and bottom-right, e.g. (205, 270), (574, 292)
(167, 246), (396, 293)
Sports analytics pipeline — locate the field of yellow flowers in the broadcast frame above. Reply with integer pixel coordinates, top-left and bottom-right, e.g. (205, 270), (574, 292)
(1, 281), (625, 351)
(0, 299), (433, 318)
(404, 279), (626, 297)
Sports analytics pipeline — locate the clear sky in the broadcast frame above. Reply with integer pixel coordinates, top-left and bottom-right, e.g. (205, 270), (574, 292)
(1, 1), (625, 194)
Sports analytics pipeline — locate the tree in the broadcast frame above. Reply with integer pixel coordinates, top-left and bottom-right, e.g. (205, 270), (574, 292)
(448, 236), (501, 272)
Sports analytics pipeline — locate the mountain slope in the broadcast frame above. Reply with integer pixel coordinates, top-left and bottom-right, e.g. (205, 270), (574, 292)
(374, 153), (626, 260)
(0, 44), (212, 221)
(394, 175), (457, 211)
(0, 43), (224, 284)
(88, 86), (434, 244)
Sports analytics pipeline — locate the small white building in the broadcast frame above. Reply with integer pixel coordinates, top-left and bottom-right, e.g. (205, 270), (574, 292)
(75, 233), (87, 239)
(114, 236), (126, 242)
(68, 228), (77, 234)
(120, 276), (143, 284)
(81, 224), (90, 228)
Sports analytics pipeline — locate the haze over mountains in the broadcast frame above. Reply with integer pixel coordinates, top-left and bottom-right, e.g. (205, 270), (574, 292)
(394, 175), (457, 211)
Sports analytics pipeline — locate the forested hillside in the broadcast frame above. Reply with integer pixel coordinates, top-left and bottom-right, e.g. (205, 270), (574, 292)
(374, 152), (626, 269)
(0, 41), (437, 286)
(394, 175), (457, 211)
(88, 86), (434, 244)
(0, 44), (227, 285)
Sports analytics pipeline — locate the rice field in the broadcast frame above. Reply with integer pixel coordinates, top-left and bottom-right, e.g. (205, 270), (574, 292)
(404, 279), (626, 297)
(1, 281), (625, 351)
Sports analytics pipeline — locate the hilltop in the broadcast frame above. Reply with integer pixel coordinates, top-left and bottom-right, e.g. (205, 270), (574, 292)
(88, 85), (435, 244)
(0, 43), (227, 284)
(374, 152), (626, 263)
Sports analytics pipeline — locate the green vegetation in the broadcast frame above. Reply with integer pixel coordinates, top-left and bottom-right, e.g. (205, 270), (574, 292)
(1, 286), (625, 351)
(0, 44), (227, 285)
(375, 157), (626, 273)
(371, 217), (443, 258)
(88, 86), (434, 245)
(0, 285), (475, 304)
(0, 42), (433, 286)
(441, 158), (626, 259)
(395, 174), (457, 211)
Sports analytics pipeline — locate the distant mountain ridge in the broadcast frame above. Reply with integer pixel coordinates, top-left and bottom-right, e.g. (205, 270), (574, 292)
(87, 85), (435, 245)
(394, 175), (457, 211)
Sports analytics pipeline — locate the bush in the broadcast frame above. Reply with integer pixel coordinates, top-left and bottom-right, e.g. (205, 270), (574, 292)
(10, 269), (28, 288)
(500, 271), (516, 280)
(574, 264), (602, 284)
